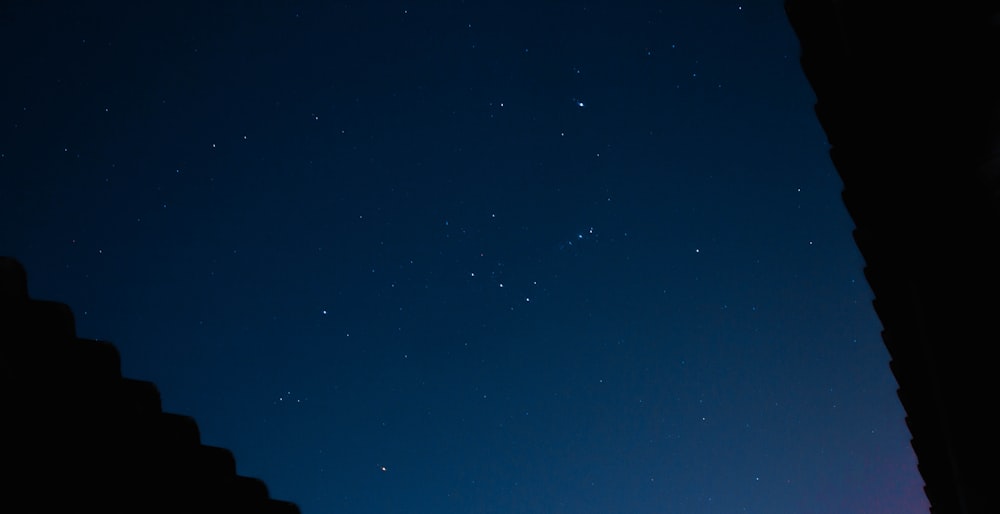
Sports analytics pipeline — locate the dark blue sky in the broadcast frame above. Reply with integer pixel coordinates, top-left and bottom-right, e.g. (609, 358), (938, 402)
(2, 2), (928, 512)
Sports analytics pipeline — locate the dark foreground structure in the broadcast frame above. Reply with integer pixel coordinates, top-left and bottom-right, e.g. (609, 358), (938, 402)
(785, 2), (1000, 513)
(0, 256), (300, 513)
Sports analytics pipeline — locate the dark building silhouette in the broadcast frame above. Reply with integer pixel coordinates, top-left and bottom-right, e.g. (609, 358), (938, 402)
(0, 256), (300, 513)
(785, 2), (1000, 513)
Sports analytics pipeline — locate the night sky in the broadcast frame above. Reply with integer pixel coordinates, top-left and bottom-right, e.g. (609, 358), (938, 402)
(1, 2), (929, 513)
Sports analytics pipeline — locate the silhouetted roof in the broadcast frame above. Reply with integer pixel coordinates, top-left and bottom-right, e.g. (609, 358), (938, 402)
(0, 256), (300, 514)
(785, 3), (1000, 514)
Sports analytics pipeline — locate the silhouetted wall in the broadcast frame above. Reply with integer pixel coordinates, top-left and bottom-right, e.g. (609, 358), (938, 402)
(1, 256), (300, 514)
(785, 3), (1000, 514)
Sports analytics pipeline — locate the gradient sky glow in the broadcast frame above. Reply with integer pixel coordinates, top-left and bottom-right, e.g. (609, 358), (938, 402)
(1, 2), (929, 513)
